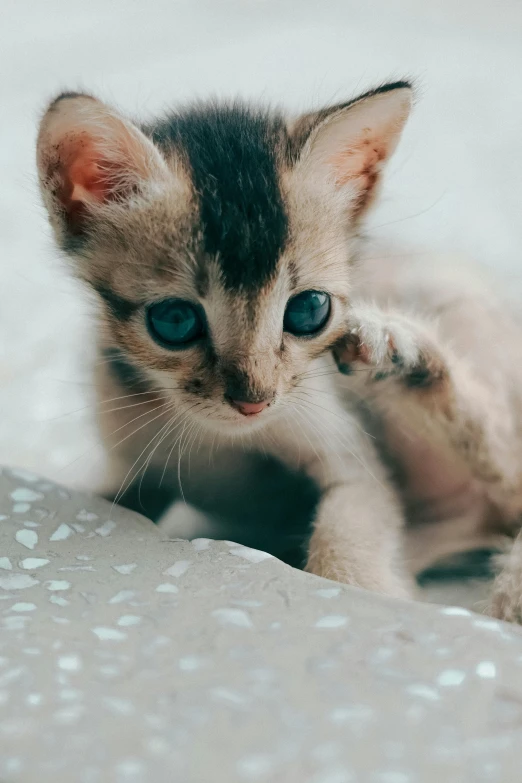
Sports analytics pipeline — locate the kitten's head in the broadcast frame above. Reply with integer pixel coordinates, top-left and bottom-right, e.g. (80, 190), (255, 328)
(37, 83), (411, 433)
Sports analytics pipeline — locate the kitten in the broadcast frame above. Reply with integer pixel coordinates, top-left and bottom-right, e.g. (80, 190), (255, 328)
(36, 83), (522, 618)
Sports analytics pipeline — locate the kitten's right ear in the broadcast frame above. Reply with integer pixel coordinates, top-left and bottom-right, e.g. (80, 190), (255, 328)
(289, 82), (412, 223)
(37, 92), (170, 242)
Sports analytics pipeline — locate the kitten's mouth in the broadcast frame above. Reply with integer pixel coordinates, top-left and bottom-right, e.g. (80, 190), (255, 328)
(184, 394), (278, 435)
(226, 397), (272, 417)
(195, 395), (277, 434)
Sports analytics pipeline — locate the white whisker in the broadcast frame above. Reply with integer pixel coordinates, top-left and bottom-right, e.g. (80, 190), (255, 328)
(112, 406), (178, 509)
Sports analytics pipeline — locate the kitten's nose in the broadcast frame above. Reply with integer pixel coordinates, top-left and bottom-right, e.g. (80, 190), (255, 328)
(229, 398), (271, 416)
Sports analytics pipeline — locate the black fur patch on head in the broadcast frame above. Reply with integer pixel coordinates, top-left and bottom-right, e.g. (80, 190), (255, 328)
(149, 103), (289, 291)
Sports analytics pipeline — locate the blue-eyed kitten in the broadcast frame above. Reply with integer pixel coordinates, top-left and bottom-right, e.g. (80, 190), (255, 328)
(37, 83), (414, 596)
(37, 83), (522, 617)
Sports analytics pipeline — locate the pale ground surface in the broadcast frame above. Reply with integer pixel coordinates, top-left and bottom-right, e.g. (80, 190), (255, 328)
(2, 0), (522, 607)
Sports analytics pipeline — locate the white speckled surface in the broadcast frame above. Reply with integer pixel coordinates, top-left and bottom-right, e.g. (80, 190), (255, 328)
(2, 467), (522, 782)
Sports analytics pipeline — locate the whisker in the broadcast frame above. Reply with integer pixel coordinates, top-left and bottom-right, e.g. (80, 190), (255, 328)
(99, 397), (167, 415)
(136, 408), (190, 505)
(176, 421), (190, 502)
(98, 389), (172, 404)
(103, 401), (171, 441)
(299, 368), (372, 381)
(370, 192), (447, 232)
(297, 386), (375, 418)
(159, 403), (203, 490)
(285, 402), (324, 467)
(296, 387), (342, 398)
(113, 410), (178, 511)
(292, 404), (329, 474)
(291, 391), (357, 428)
(291, 399), (352, 465)
(56, 401), (172, 476)
(97, 386), (179, 407)
(35, 395), (169, 423)
(186, 420), (202, 476)
(285, 408), (304, 467)
(290, 397), (383, 487)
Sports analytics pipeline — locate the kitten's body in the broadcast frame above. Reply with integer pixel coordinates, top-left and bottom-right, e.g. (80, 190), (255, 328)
(96, 245), (522, 586)
(36, 84), (522, 620)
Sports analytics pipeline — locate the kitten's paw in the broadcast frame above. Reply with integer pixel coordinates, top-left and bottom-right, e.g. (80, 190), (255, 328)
(334, 306), (448, 390)
(489, 590), (522, 624)
(304, 557), (413, 598)
(488, 541), (522, 625)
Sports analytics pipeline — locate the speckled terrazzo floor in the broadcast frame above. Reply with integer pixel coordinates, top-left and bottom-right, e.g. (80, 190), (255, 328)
(2, 467), (522, 783)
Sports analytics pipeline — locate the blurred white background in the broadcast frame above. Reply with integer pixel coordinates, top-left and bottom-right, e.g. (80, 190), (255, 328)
(2, 0), (522, 491)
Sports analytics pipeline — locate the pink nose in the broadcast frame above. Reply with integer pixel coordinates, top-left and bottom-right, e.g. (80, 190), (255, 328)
(230, 399), (270, 416)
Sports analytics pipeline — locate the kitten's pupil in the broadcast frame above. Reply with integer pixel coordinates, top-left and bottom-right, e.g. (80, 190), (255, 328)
(284, 291), (331, 336)
(147, 299), (204, 347)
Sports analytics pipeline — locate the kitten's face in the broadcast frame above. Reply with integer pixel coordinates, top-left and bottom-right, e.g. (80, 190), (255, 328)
(37, 86), (411, 434)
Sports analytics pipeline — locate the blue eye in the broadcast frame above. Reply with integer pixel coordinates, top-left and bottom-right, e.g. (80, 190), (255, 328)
(284, 291), (331, 336)
(147, 299), (205, 347)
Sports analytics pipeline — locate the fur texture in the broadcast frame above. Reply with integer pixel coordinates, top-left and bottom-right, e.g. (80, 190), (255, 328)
(340, 252), (522, 619)
(36, 83), (522, 618)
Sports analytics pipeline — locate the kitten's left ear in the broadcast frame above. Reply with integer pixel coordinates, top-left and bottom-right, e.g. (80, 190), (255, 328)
(36, 92), (172, 243)
(292, 82), (413, 222)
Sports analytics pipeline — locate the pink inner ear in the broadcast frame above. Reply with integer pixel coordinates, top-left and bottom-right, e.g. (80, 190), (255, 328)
(329, 135), (386, 187)
(69, 153), (111, 203)
(55, 135), (124, 232)
(329, 134), (387, 218)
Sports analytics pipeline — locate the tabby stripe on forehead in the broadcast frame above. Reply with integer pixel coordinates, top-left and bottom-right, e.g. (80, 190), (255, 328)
(150, 104), (289, 291)
(94, 284), (138, 321)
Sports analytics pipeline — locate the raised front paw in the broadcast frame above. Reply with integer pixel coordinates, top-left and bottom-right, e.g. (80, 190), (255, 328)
(333, 305), (448, 389)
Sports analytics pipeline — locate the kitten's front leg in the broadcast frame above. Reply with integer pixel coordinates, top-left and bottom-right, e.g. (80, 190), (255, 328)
(280, 419), (414, 597)
(305, 475), (413, 597)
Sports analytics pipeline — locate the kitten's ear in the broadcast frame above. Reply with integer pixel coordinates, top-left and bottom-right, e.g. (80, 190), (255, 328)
(37, 92), (170, 240)
(292, 83), (412, 222)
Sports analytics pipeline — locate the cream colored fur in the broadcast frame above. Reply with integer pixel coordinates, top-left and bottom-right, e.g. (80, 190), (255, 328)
(343, 249), (522, 620)
(36, 87), (522, 622)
